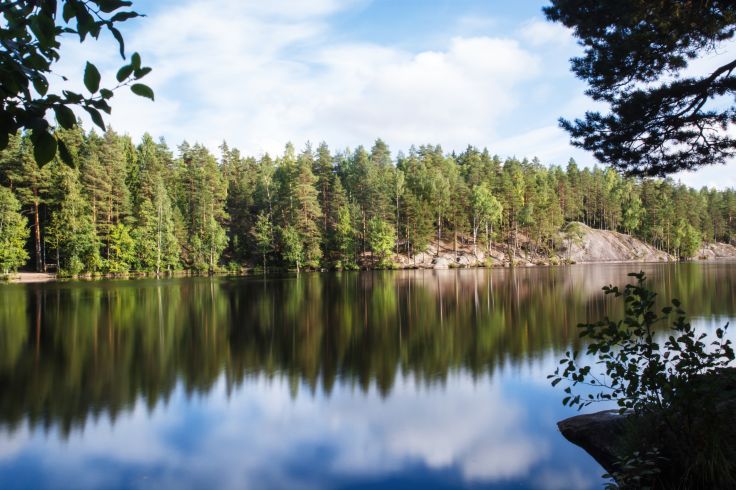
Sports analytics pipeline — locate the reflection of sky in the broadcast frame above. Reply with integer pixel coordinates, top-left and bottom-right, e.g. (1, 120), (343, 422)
(2, 316), (732, 490)
(0, 364), (603, 490)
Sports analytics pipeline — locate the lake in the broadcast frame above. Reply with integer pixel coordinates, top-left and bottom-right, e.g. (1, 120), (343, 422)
(1, 263), (735, 489)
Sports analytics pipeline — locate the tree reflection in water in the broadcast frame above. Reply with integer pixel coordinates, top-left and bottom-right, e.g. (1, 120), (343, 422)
(0, 263), (734, 437)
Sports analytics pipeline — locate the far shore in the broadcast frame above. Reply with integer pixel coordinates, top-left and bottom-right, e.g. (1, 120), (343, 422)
(4, 257), (734, 285)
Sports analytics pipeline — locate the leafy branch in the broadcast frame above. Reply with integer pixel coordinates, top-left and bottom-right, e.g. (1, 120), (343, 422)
(0, 0), (154, 165)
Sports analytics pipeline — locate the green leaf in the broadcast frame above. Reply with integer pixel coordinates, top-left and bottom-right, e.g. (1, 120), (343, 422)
(76, 7), (96, 41)
(108, 25), (125, 58)
(57, 140), (74, 167)
(62, 2), (76, 22)
(133, 67), (152, 79)
(111, 11), (140, 22)
(99, 0), (133, 13)
(53, 105), (77, 129)
(31, 130), (57, 166)
(84, 106), (106, 131)
(131, 83), (154, 101)
(32, 76), (49, 96)
(100, 88), (114, 99)
(131, 52), (141, 70)
(90, 99), (112, 114)
(84, 62), (101, 93)
(62, 90), (83, 104)
(30, 14), (55, 48)
(116, 64), (134, 82)
(26, 54), (50, 71)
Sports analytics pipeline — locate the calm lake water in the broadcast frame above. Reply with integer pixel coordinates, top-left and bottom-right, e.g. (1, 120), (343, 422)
(1, 263), (735, 490)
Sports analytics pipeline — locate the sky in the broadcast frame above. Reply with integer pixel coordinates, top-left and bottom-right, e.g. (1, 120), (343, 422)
(54, 0), (736, 189)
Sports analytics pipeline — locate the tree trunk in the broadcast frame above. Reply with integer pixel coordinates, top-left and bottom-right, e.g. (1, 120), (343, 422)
(362, 210), (366, 254)
(452, 216), (457, 261)
(437, 212), (441, 256)
(472, 217), (478, 256)
(33, 194), (42, 272)
(396, 194), (400, 254)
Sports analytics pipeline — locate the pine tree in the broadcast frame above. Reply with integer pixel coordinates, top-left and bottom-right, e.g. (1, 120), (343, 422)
(178, 144), (228, 271)
(46, 164), (101, 275)
(293, 146), (323, 268)
(133, 181), (180, 273)
(0, 133), (48, 271)
(314, 142), (333, 234)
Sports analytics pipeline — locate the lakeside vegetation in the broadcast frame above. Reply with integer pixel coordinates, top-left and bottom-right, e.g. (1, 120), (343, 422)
(1, 125), (735, 276)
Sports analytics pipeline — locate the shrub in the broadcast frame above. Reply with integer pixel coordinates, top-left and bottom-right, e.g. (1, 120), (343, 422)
(550, 272), (735, 488)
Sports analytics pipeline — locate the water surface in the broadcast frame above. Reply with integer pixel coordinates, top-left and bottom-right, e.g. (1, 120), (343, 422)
(1, 263), (735, 489)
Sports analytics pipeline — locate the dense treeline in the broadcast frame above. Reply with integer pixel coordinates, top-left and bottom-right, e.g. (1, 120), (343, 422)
(1, 124), (735, 274)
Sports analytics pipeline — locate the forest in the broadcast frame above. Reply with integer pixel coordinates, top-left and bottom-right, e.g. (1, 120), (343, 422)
(1, 124), (735, 275)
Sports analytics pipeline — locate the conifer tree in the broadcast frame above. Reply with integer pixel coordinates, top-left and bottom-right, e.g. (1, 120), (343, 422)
(46, 164), (101, 275)
(293, 146), (323, 268)
(0, 133), (47, 271)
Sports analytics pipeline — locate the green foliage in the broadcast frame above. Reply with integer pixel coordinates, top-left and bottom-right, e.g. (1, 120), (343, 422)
(621, 184), (643, 234)
(367, 217), (395, 267)
(251, 211), (273, 271)
(178, 144), (228, 272)
(545, 1), (736, 175)
(105, 223), (135, 273)
(674, 220), (702, 259)
(45, 166), (101, 275)
(280, 225), (303, 272)
(332, 204), (356, 269)
(0, 1), (154, 165)
(133, 190), (180, 273)
(550, 272), (736, 488)
(603, 448), (666, 490)
(0, 186), (29, 274)
(471, 182), (502, 252)
(293, 147), (323, 268)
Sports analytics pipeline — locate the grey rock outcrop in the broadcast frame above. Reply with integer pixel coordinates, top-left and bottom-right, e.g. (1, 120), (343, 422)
(557, 409), (629, 475)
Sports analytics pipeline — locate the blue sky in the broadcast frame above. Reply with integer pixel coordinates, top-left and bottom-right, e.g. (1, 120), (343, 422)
(56, 0), (736, 188)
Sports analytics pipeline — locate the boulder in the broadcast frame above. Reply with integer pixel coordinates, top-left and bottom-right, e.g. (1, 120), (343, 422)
(557, 410), (628, 475)
(432, 257), (450, 269)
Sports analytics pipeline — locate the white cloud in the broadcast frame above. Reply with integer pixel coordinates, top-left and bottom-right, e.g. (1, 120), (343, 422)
(519, 19), (575, 48)
(54, 1), (545, 157)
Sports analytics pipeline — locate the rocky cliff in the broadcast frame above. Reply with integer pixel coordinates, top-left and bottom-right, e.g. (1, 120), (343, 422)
(387, 223), (736, 269)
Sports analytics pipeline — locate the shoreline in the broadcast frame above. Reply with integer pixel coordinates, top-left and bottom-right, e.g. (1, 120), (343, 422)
(4, 257), (734, 284)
